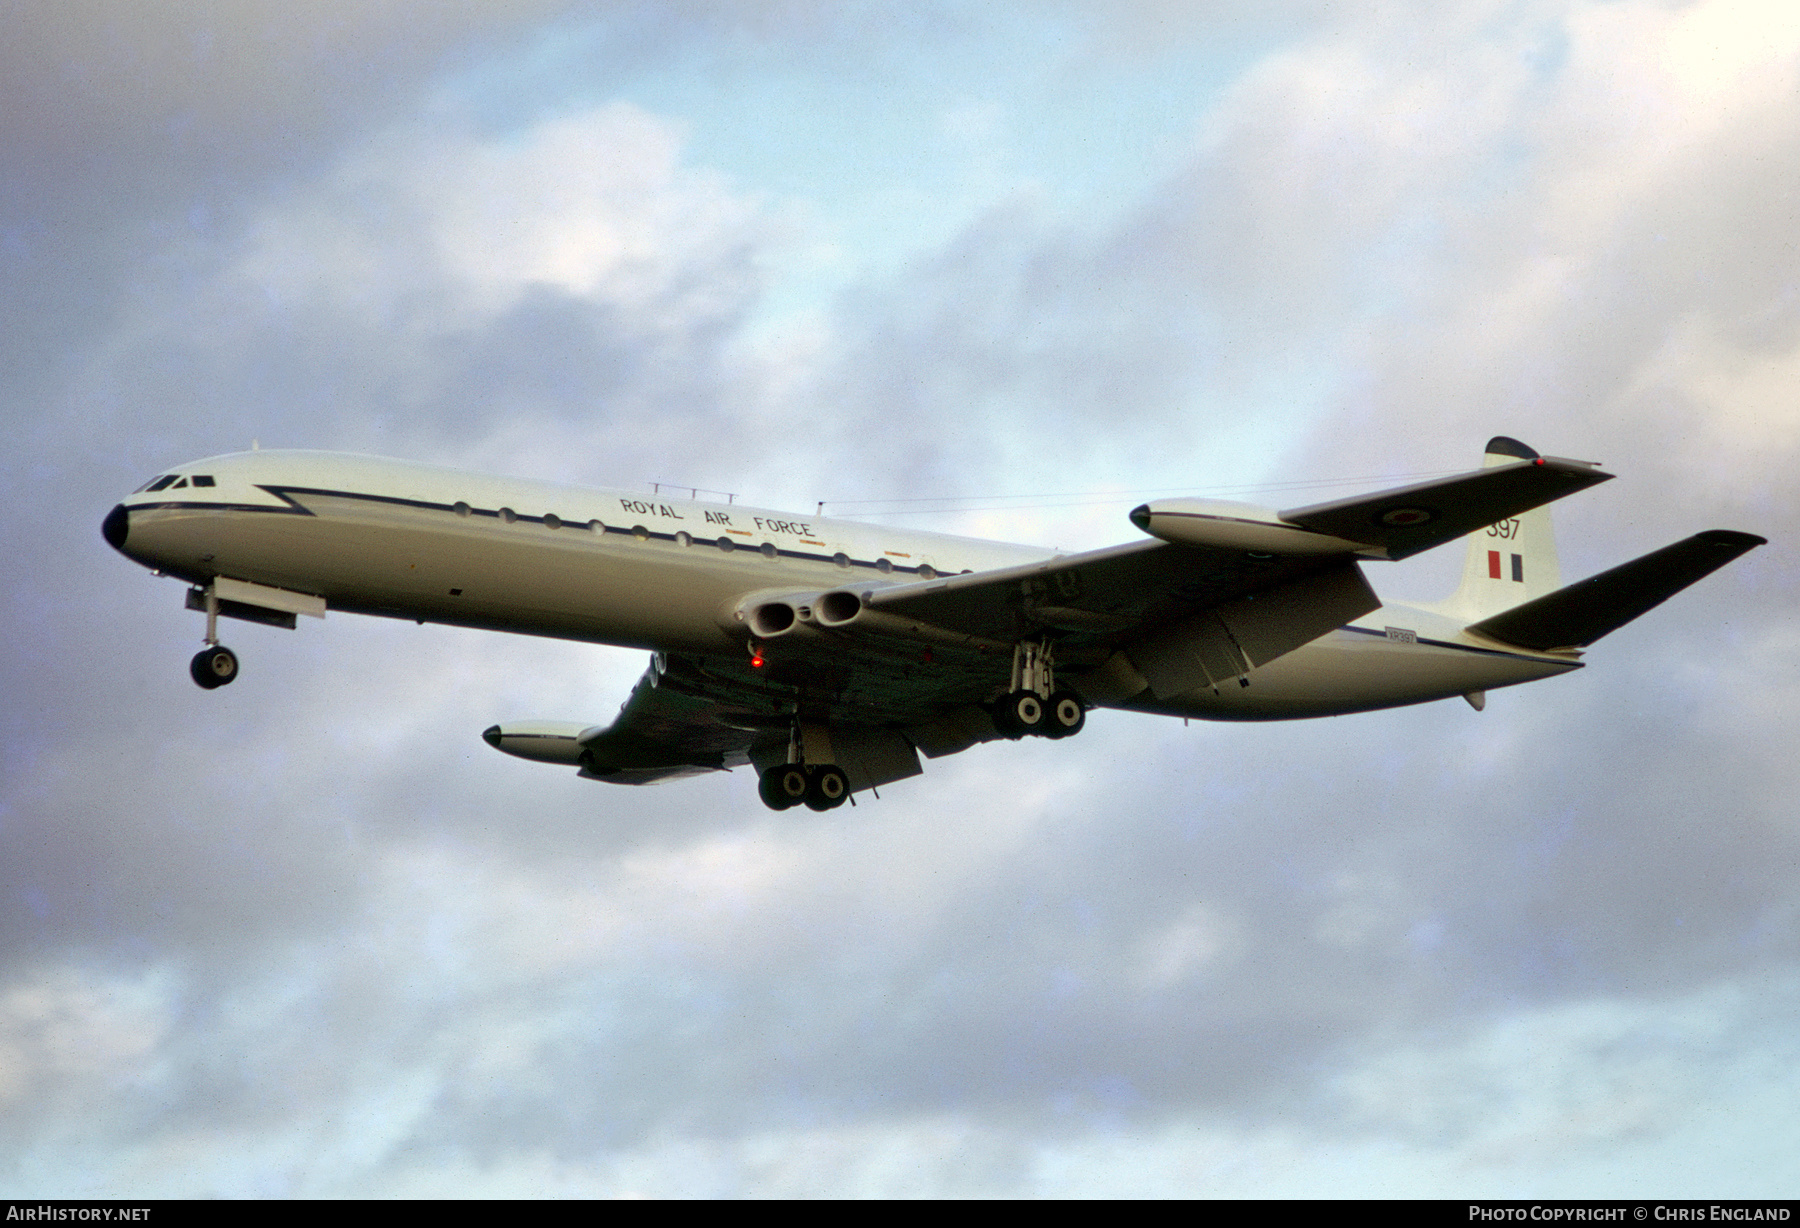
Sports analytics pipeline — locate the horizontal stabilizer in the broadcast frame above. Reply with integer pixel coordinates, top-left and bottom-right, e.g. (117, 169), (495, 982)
(1282, 456), (1613, 560)
(1468, 530), (1766, 651)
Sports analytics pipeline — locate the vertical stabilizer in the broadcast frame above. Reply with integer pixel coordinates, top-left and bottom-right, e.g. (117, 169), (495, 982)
(1434, 437), (1563, 622)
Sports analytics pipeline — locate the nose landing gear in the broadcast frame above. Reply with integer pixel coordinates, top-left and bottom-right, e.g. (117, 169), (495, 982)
(189, 581), (239, 689)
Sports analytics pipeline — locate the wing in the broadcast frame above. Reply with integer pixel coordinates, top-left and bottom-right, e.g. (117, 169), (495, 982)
(1278, 455), (1612, 559)
(575, 654), (927, 792)
(795, 455), (1615, 704)
(569, 654), (757, 785)
(839, 540), (1379, 704)
(577, 455), (1622, 779)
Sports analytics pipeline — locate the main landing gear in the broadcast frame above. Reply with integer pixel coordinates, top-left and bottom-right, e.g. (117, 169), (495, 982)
(758, 762), (849, 812)
(991, 640), (1085, 739)
(189, 582), (239, 689)
(758, 721), (851, 812)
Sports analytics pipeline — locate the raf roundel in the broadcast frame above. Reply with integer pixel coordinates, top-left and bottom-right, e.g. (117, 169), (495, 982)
(1378, 506), (1435, 527)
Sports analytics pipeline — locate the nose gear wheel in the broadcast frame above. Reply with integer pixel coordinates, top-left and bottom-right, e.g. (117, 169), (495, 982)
(190, 645), (239, 689)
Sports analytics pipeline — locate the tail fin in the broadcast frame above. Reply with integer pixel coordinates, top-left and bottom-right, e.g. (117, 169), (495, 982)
(1435, 436), (1563, 621)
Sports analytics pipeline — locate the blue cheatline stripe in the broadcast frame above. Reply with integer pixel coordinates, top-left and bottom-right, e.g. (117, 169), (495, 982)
(132, 485), (936, 576)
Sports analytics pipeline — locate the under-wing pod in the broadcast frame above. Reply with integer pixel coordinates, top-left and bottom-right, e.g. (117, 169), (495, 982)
(482, 721), (594, 765)
(1134, 452), (1614, 562)
(1130, 499), (1370, 556)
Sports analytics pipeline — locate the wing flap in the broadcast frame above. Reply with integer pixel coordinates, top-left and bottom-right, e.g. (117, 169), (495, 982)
(1215, 556), (1379, 666)
(1130, 611), (1246, 697)
(1126, 558), (1379, 697)
(1468, 530), (1766, 650)
(1280, 457), (1613, 560)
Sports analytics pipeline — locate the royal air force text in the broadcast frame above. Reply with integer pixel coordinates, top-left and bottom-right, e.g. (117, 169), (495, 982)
(616, 500), (813, 537)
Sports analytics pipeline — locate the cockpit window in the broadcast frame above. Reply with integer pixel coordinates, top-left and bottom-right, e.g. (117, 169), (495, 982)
(134, 473), (213, 493)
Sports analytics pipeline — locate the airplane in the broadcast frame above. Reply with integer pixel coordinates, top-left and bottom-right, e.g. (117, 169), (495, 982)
(102, 437), (1764, 811)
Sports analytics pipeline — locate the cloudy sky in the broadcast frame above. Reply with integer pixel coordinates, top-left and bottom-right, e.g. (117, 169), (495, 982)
(3, 0), (1797, 1198)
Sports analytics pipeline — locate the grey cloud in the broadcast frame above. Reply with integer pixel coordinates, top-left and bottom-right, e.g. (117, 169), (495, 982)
(15, 674), (1795, 1178)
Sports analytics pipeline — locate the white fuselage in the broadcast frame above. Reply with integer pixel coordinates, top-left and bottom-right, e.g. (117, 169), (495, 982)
(109, 450), (1580, 718)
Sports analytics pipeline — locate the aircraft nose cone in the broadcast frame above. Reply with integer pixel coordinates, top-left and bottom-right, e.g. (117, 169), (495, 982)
(102, 504), (130, 551)
(482, 724), (503, 749)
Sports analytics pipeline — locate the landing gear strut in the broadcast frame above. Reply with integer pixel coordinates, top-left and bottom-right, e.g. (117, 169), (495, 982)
(992, 639), (1085, 739)
(189, 582), (239, 689)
